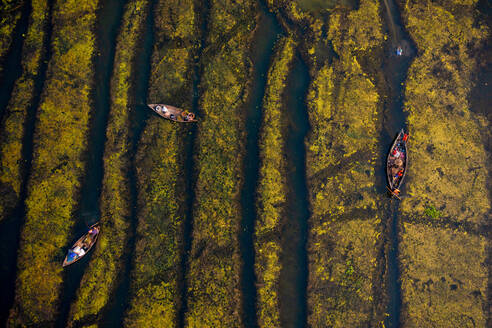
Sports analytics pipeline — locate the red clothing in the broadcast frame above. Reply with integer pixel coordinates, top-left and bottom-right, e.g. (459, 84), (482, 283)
(403, 134), (408, 142)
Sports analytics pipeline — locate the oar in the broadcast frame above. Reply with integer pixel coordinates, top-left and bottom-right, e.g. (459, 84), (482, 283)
(386, 186), (401, 200)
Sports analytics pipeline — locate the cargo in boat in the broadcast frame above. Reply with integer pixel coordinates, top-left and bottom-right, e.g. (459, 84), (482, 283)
(62, 223), (100, 267)
(148, 103), (197, 122)
(386, 129), (408, 197)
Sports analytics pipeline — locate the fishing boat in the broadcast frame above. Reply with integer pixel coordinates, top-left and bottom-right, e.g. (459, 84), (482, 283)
(386, 129), (408, 198)
(148, 104), (197, 123)
(62, 223), (100, 267)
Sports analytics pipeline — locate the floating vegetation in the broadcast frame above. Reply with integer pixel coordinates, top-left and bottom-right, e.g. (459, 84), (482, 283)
(184, 1), (255, 326)
(124, 0), (197, 326)
(0, 0), (50, 222)
(8, 0), (98, 325)
(254, 36), (295, 327)
(399, 0), (489, 326)
(66, 0), (142, 325)
(303, 1), (386, 326)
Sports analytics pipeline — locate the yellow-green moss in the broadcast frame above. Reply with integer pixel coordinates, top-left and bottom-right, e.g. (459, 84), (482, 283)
(66, 1), (147, 325)
(304, 1), (385, 326)
(0, 0), (49, 222)
(0, 0), (23, 76)
(184, 1), (255, 326)
(8, 0), (98, 325)
(124, 0), (197, 326)
(399, 1), (489, 325)
(254, 36), (295, 328)
(400, 223), (487, 327)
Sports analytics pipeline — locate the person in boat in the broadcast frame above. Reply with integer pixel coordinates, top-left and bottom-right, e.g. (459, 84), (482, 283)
(72, 245), (86, 257)
(403, 133), (408, 142)
(170, 113), (175, 120)
(393, 188), (400, 195)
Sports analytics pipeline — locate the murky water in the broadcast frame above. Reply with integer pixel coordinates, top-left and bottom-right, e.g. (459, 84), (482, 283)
(239, 2), (282, 327)
(55, 0), (126, 326)
(279, 53), (311, 328)
(0, 0), (51, 325)
(379, 0), (416, 327)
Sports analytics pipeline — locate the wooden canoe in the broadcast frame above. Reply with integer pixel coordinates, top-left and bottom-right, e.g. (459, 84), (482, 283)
(386, 129), (408, 194)
(148, 104), (197, 123)
(62, 223), (100, 267)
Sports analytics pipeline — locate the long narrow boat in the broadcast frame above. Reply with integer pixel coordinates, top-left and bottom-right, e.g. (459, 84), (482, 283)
(62, 223), (100, 267)
(148, 103), (197, 123)
(386, 129), (408, 197)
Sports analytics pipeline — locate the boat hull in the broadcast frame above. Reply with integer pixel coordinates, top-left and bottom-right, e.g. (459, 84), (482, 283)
(148, 103), (197, 123)
(62, 223), (100, 267)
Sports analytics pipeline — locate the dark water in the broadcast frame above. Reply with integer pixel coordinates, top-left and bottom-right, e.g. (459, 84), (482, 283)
(279, 54), (311, 328)
(177, 0), (210, 327)
(55, 0), (126, 326)
(379, 0), (416, 327)
(0, 1), (30, 122)
(99, 0), (154, 326)
(0, 0), (52, 325)
(473, 2), (492, 327)
(239, 2), (282, 327)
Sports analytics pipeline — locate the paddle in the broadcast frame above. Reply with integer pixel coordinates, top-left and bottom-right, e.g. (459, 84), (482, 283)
(386, 186), (401, 200)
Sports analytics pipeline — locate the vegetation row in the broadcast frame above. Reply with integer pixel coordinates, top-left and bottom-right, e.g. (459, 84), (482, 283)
(184, 0), (255, 326)
(65, 0), (147, 326)
(124, 0), (197, 326)
(254, 36), (295, 327)
(0, 0), (49, 223)
(8, 0), (98, 325)
(399, 0), (489, 326)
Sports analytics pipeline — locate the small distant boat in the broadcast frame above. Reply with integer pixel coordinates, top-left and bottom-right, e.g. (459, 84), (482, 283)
(148, 104), (197, 123)
(386, 129), (408, 198)
(62, 223), (100, 267)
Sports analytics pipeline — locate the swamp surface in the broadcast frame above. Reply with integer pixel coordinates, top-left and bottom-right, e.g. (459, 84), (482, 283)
(0, 0), (490, 327)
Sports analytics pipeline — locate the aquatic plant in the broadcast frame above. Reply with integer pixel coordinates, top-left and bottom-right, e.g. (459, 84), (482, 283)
(254, 36), (295, 328)
(184, 1), (255, 326)
(0, 0), (49, 223)
(399, 0), (489, 326)
(66, 0), (146, 325)
(8, 0), (98, 325)
(424, 205), (442, 219)
(0, 0), (24, 77)
(302, 1), (386, 326)
(124, 0), (197, 327)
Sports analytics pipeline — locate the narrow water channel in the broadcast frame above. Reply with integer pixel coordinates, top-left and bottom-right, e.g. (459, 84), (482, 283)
(279, 53), (310, 328)
(379, 0), (416, 327)
(0, 1), (53, 325)
(239, 3), (282, 327)
(177, 0), (210, 327)
(100, 0), (155, 325)
(55, 0), (126, 326)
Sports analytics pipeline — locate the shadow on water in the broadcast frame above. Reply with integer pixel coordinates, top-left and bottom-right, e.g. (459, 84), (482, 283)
(55, 0), (127, 326)
(0, 0), (52, 325)
(472, 1), (492, 326)
(99, 0), (155, 326)
(378, 0), (416, 327)
(279, 53), (310, 328)
(177, 0), (210, 327)
(0, 1), (30, 122)
(239, 2), (282, 327)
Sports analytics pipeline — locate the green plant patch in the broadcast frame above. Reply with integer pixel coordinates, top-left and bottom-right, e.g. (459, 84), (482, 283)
(303, 1), (386, 326)
(0, 0), (49, 222)
(8, 0), (98, 325)
(399, 222), (487, 327)
(66, 1), (148, 325)
(255, 36), (295, 328)
(184, 1), (255, 326)
(124, 0), (197, 326)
